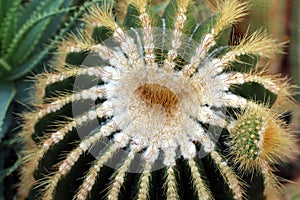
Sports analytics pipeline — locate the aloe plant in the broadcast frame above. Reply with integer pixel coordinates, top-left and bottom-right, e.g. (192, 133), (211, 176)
(17, 0), (297, 199)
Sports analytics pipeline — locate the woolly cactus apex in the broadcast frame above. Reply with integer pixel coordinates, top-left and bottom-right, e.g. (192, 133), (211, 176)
(17, 0), (297, 200)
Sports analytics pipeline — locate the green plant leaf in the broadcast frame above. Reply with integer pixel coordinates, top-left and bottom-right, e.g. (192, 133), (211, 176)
(3, 7), (76, 64)
(0, 0), (15, 24)
(0, 0), (22, 55)
(4, 0), (106, 81)
(17, 0), (74, 64)
(4, 48), (49, 81)
(0, 58), (11, 71)
(17, 0), (54, 28)
(0, 82), (16, 141)
(37, 0), (73, 45)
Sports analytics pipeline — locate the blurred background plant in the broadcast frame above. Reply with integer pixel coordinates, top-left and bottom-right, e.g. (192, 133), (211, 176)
(0, 0), (106, 198)
(0, 0), (299, 199)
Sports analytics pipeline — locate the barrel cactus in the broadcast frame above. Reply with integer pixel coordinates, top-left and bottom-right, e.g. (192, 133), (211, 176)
(18, 0), (297, 199)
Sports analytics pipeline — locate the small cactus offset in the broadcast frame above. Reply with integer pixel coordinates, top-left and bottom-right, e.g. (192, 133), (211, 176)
(18, 0), (297, 199)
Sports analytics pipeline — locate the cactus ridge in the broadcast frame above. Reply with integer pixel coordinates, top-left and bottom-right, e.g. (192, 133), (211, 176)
(17, 0), (296, 200)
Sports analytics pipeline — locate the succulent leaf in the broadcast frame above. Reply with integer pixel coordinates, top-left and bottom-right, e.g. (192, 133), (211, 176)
(0, 82), (15, 141)
(0, 0), (22, 55)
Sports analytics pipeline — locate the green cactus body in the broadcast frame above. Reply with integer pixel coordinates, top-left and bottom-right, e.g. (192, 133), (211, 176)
(18, 0), (296, 199)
